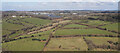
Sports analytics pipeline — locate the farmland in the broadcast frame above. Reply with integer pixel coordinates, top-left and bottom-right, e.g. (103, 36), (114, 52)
(2, 11), (119, 51)
(44, 37), (88, 51)
(101, 23), (119, 32)
(54, 29), (117, 36)
(3, 37), (46, 51)
(63, 24), (88, 28)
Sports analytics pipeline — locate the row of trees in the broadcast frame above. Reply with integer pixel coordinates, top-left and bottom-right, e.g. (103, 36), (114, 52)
(3, 34), (42, 43)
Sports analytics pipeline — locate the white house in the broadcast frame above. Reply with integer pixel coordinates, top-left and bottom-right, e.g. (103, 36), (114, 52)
(12, 16), (16, 17)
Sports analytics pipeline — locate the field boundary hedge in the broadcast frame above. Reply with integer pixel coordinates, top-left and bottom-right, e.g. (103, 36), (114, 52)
(52, 34), (119, 38)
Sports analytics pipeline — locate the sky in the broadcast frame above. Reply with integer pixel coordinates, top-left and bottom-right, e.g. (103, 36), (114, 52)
(1, 0), (120, 11)
(2, 0), (120, 2)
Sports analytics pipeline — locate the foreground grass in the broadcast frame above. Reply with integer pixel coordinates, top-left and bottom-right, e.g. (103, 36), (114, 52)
(45, 37), (88, 51)
(92, 48), (117, 51)
(3, 37), (47, 51)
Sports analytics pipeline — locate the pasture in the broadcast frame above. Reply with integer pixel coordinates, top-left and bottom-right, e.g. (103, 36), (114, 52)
(85, 37), (118, 45)
(63, 24), (88, 28)
(22, 18), (52, 26)
(44, 37), (88, 51)
(2, 37), (46, 51)
(54, 29), (117, 36)
(72, 20), (112, 26)
(101, 23), (119, 32)
(2, 11), (119, 51)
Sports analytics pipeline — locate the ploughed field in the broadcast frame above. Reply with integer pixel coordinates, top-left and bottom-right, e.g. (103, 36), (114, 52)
(2, 16), (119, 51)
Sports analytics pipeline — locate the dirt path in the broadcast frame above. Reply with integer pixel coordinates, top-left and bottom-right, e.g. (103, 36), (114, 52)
(27, 20), (71, 35)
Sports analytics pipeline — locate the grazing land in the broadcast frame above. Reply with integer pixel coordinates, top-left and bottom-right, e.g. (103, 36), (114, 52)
(2, 11), (119, 51)
(54, 29), (117, 36)
(44, 37), (88, 51)
(101, 23), (119, 32)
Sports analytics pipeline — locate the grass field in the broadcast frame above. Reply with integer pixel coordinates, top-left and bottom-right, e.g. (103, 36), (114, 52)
(54, 29), (117, 36)
(82, 20), (111, 26)
(2, 36), (48, 51)
(63, 24), (88, 28)
(2, 30), (11, 35)
(8, 31), (24, 38)
(45, 37), (88, 51)
(92, 48), (117, 51)
(2, 17), (52, 37)
(2, 21), (25, 36)
(101, 23), (118, 32)
(2, 21), (24, 30)
(2, 15), (119, 51)
(13, 29), (52, 41)
(85, 37), (118, 45)
(22, 18), (52, 26)
(72, 20), (111, 26)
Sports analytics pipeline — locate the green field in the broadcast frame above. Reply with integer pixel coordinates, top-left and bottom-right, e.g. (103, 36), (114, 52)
(85, 37), (118, 45)
(63, 24), (88, 28)
(2, 30), (11, 35)
(2, 35), (49, 51)
(2, 17), (53, 39)
(72, 20), (111, 26)
(54, 29), (117, 36)
(101, 23), (118, 32)
(45, 37), (88, 51)
(2, 12), (119, 51)
(2, 21), (25, 36)
(82, 20), (111, 26)
(2, 21), (24, 30)
(22, 18), (52, 26)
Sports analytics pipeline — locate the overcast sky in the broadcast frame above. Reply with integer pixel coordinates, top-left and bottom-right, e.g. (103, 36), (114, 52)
(2, 0), (120, 2)
(2, 2), (118, 11)
(1, 0), (119, 11)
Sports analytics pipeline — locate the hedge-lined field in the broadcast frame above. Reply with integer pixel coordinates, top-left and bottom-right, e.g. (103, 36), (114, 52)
(2, 17), (53, 39)
(22, 18), (52, 26)
(45, 37), (88, 51)
(2, 21), (24, 30)
(63, 24), (88, 28)
(54, 29), (117, 36)
(85, 37), (118, 45)
(2, 12), (119, 51)
(101, 23), (119, 32)
(72, 20), (112, 26)
(2, 34), (50, 51)
(84, 37), (119, 51)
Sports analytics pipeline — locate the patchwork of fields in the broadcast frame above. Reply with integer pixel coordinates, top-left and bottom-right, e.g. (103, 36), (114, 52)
(2, 15), (119, 51)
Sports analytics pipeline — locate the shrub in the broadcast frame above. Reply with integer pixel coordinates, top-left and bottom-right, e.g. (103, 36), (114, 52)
(43, 39), (46, 41)
(113, 42), (119, 45)
(31, 35), (34, 37)
(39, 34), (41, 36)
